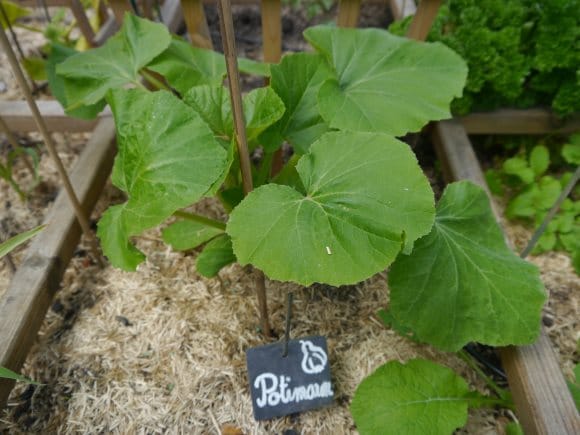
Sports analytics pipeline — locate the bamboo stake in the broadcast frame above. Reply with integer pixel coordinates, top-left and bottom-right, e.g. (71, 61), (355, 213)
(70, 0), (97, 47)
(216, 0), (271, 337)
(0, 25), (104, 267)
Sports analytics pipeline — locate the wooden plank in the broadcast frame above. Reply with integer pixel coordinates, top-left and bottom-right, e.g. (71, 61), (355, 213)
(460, 109), (580, 135)
(337, 0), (361, 28)
(432, 119), (580, 435)
(0, 118), (117, 409)
(388, 0), (416, 20)
(261, 0), (281, 63)
(181, 0), (213, 49)
(0, 101), (111, 133)
(503, 331), (580, 435)
(405, 0), (440, 41)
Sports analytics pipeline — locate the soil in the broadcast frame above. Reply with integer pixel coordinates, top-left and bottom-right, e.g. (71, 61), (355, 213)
(0, 4), (578, 435)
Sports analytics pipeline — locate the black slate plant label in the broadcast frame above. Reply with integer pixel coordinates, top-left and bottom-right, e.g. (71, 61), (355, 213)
(246, 335), (334, 420)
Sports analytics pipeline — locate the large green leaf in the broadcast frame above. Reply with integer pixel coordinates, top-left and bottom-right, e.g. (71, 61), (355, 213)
(259, 53), (333, 154)
(46, 43), (106, 119)
(162, 220), (223, 251)
(147, 39), (225, 95)
(0, 225), (44, 258)
(304, 26), (467, 135)
(97, 89), (227, 270)
(0, 1), (29, 29)
(147, 38), (270, 95)
(196, 234), (236, 277)
(227, 131), (434, 286)
(183, 85), (285, 144)
(57, 14), (171, 111)
(389, 181), (546, 352)
(351, 359), (471, 435)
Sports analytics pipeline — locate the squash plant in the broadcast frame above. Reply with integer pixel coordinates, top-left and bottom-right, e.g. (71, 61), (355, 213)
(54, 14), (546, 432)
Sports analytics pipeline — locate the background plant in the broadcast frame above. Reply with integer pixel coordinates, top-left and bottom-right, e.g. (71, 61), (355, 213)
(485, 134), (580, 273)
(389, 0), (580, 116)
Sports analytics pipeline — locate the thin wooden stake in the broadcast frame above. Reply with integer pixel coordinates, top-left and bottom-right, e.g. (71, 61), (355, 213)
(70, 0), (97, 47)
(405, 0), (442, 41)
(216, 0), (271, 337)
(337, 0), (361, 28)
(0, 24), (104, 267)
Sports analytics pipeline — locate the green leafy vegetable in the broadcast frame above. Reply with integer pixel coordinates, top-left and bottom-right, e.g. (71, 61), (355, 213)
(304, 25), (467, 135)
(184, 85), (285, 146)
(389, 0), (580, 116)
(57, 13), (171, 112)
(351, 359), (471, 435)
(196, 234), (236, 277)
(389, 181), (546, 351)
(97, 89), (227, 270)
(227, 131), (434, 286)
(148, 38), (269, 95)
(259, 52), (332, 154)
(47, 43), (106, 119)
(562, 134), (580, 165)
(162, 220), (223, 251)
(529, 145), (550, 176)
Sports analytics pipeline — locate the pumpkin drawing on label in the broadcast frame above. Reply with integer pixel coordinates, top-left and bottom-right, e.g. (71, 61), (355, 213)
(300, 340), (327, 374)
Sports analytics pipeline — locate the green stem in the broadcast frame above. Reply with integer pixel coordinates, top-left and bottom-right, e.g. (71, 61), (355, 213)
(173, 210), (226, 231)
(133, 80), (148, 91)
(255, 151), (274, 187)
(466, 395), (514, 411)
(458, 350), (509, 399)
(140, 69), (171, 91)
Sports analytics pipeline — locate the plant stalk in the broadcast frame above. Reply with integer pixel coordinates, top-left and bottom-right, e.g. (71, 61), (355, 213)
(0, 116), (36, 178)
(216, 0), (271, 337)
(458, 350), (509, 400)
(140, 69), (171, 91)
(173, 210), (226, 230)
(0, 24), (104, 267)
(520, 165), (580, 259)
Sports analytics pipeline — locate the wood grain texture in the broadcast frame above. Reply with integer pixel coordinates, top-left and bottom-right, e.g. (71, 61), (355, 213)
(261, 0), (281, 63)
(0, 101), (108, 133)
(0, 118), (116, 408)
(337, 0), (361, 28)
(182, 0), (213, 49)
(405, 0), (441, 41)
(432, 119), (580, 435)
(460, 109), (580, 135)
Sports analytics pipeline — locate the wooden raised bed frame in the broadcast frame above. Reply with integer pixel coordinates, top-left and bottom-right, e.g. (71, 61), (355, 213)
(1, 0), (579, 433)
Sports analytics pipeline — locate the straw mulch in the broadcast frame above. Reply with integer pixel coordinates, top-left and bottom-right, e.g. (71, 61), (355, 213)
(1, 179), (577, 433)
